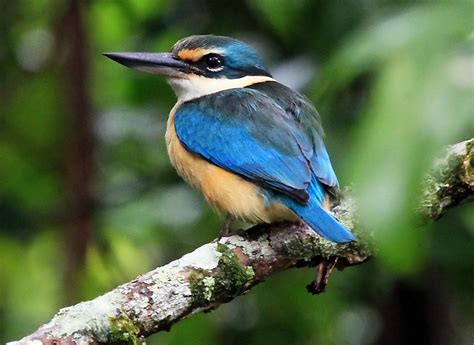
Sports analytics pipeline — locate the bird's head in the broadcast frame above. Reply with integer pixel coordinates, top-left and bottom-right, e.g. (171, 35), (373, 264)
(104, 35), (273, 101)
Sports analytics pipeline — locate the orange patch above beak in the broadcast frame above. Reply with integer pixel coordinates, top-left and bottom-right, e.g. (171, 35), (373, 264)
(177, 48), (220, 62)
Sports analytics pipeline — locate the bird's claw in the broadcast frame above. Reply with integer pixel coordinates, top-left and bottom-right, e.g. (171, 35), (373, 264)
(217, 216), (234, 240)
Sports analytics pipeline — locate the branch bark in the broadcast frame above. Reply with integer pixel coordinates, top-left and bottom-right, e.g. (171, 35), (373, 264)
(9, 139), (473, 345)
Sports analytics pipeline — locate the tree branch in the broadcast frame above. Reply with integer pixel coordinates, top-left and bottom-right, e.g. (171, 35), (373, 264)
(9, 139), (473, 345)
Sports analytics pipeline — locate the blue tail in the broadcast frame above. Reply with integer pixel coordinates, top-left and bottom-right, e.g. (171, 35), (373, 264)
(279, 180), (356, 243)
(286, 201), (356, 243)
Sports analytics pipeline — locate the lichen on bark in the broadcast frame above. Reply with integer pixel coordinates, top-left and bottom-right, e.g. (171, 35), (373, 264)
(188, 243), (255, 307)
(420, 139), (473, 220)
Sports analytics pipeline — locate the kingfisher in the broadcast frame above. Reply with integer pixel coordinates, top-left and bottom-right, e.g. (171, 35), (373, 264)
(104, 35), (355, 243)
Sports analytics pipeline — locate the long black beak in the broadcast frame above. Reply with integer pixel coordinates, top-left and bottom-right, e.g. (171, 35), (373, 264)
(103, 52), (197, 77)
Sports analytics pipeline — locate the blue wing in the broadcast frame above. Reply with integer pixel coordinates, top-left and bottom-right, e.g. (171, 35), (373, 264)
(174, 88), (313, 203)
(246, 81), (339, 188)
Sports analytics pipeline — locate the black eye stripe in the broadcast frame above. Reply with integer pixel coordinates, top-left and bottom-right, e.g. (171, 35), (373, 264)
(185, 52), (271, 78)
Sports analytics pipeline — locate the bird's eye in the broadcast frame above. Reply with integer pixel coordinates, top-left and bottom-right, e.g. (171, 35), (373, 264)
(204, 54), (223, 71)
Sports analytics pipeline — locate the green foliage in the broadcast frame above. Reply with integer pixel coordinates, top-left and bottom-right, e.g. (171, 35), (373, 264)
(0, 1), (472, 344)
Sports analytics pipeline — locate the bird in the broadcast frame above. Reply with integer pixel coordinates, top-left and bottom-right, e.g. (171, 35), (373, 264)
(104, 35), (355, 243)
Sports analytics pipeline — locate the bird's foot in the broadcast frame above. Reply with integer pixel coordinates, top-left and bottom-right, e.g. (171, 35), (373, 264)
(217, 216), (234, 240)
(306, 257), (338, 295)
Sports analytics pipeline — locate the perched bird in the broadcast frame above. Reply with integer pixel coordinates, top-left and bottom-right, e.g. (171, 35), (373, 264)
(104, 35), (355, 243)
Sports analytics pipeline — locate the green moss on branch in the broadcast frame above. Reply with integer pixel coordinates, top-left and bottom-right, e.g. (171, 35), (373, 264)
(108, 313), (141, 345)
(188, 243), (255, 307)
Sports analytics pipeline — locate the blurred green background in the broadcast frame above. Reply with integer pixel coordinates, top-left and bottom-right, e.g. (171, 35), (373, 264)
(1, 1), (473, 344)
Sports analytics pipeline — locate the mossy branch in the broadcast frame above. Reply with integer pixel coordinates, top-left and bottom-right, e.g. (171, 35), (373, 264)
(9, 139), (473, 345)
